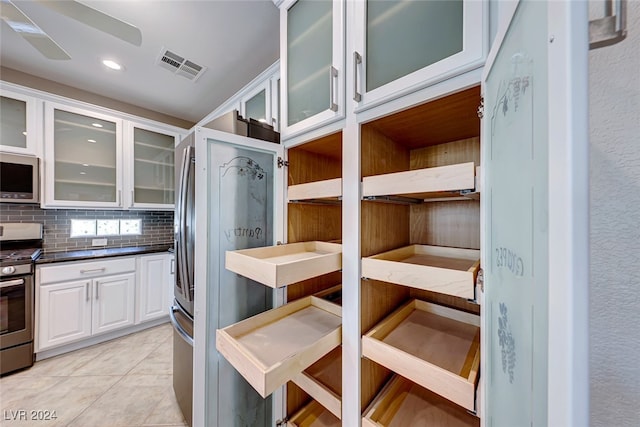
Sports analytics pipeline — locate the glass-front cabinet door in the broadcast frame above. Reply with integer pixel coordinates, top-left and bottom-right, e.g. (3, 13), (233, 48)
(0, 87), (40, 156)
(352, 0), (487, 111)
(44, 103), (123, 208)
(242, 86), (268, 124)
(280, 0), (345, 139)
(126, 122), (177, 209)
(482, 0), (589, 425)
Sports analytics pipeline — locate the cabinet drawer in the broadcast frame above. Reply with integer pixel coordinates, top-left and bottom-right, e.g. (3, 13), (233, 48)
(362, 245), (480, 300)
(287, 400), (341, 427)
(39, 257), (136, 284)
(363, 375), (479, 427)
(362, 299), (480, 411)
(292, 346), (342, 419)
(216, 296), (341, 398)
(225, 241), (342, 288)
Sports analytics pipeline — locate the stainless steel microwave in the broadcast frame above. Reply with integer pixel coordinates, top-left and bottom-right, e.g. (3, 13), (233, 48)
(0, 153), (39, 203)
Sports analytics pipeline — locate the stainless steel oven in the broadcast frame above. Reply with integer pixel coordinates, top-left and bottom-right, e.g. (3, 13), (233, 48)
(0, 264), (34, 375)
(0, 223), (42, 376)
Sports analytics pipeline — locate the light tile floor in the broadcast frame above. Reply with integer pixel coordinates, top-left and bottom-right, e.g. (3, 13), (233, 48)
(0, 323), (187, 427)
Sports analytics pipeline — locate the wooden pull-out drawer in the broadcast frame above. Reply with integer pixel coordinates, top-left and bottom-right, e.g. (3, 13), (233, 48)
(292, 346), (342, 419)
(362, 162), (476, 200)
(363, 375), (479, 427)
(288, 178), (342, 202)
(362, 245), (480, 300)
(225, 241), (342, 288)
(38, 256), (136, 285)
(287, 400), (341, 427)
(362, 299), (480, 411)
(216, 296), (341, 398)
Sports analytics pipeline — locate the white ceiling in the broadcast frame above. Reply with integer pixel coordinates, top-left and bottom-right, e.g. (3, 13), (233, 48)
(0, 0), (280, 125)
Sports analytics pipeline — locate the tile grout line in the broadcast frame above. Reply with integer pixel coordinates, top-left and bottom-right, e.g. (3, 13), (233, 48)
(64, 374), (126, 426)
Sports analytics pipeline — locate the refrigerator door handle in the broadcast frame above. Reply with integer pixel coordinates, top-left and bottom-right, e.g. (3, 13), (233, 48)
(170, 305), (194, 347)
(176, 145), (193, 301)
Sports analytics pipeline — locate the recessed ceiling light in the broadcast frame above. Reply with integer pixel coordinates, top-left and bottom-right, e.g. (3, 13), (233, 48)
(102, 59), (122, 70)
(80, 172), (87, 175)
(91, 123), (103, 128)
(87, 139), (97, 143)
(22, 131), (27, 136)
(82, 163), (89, 167)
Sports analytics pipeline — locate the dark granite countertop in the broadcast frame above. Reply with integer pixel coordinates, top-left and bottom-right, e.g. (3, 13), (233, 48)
(36, 244), (174, 264)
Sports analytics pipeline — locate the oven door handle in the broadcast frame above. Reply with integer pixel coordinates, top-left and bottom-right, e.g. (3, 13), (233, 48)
(0, 278), (25, 288)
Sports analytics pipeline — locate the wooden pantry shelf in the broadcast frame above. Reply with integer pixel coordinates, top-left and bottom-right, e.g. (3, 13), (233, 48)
(292, 346), (342, 419)
(362, 162), (476, 201)
(225, 241), (342, 288)
(362, 300), (480, 411)
(287, 399), (341, 427)
(362, 245), (480, 300)
(288, 178), (342, 202)
(363, 375), (479, 427)
(216, 296), (341, 398)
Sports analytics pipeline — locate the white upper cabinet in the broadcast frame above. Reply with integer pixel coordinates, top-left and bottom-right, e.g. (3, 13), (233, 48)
(44, 102), (124, 208)
(241, 80), (270, 125)
(125, 122), (178, 209)
(0, 87), (41, 156)
(351, 0), (488, 112)
(280, 0), (345, 139)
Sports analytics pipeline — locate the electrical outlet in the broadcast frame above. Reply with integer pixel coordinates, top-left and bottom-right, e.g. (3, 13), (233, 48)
(92, 238), (107, 246)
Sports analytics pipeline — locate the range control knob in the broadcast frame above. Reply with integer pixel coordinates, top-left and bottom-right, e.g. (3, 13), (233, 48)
(2, 266), (16, 275)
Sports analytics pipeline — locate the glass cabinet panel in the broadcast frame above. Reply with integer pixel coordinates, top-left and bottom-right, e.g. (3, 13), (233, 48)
(52, 109), (118, 203)
(286, 0), (333, 126)
(0, 96), (27, 149)
(366, 0), (463, 92)
(245, 89), (267, 123)
(133, 127), (175, 205)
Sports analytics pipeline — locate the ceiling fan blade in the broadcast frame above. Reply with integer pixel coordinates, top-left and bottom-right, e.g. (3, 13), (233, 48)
(36, 0), (142, 46)
(1, 0), (71, 59)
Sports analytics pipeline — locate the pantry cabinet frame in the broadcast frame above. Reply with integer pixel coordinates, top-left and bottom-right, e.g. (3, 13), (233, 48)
(192, 127), (286, 427)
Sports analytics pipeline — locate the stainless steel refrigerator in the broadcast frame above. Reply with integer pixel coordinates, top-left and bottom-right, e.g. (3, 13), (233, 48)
(172, 128), (283, 427)
(171, 133), (195, 426)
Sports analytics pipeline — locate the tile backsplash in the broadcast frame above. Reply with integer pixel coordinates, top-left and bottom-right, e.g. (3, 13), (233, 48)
(0, 204), (173, 253)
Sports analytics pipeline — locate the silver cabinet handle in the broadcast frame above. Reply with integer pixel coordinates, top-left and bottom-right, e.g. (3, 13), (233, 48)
(86, 282), (90, 301)
(353, 52), (362, 102)
(329, 66), (338, 112)
(95, 282), (99, 300)
(131, 190), (135, 205)
(80, 268), (106, 274)
(170, 258), (175, 275)
(117, 190), (122, 206)
(0, 278), (24, 289)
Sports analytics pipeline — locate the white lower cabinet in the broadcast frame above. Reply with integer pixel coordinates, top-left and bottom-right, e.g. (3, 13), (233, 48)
(136, 253), (174, 323)
(92, 273), (136, 334)
(37, 257), (136, 351)
(38, 279), (93, 348)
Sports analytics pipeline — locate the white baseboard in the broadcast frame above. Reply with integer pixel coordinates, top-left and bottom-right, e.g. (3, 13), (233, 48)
(35, 317), (169, 361)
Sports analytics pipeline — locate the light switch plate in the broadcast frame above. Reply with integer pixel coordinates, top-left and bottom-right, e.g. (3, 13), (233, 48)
(92, 238), (108, 246)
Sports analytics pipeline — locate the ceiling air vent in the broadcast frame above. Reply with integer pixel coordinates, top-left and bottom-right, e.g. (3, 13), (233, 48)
(155, 48), (207, 82)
